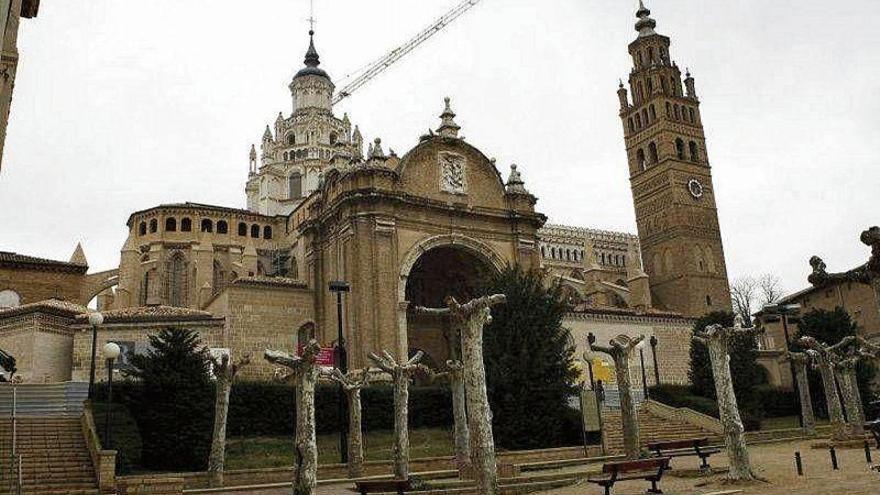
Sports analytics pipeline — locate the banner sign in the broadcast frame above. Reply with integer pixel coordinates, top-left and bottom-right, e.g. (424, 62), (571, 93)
(297, 344), (336, 367)
(581, 388), (602, 432)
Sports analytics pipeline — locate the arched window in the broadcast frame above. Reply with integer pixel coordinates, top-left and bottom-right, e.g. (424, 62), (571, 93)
(139, 270), (151, 306)
(164, 252), (188, 307)
(706, 295), (713, 307)
(661, 78), (669, 94)
(601, 253), (606, 264)
(648, 142), (659, 163)
(287, 133), (296, 146)
(551, 247), (556, 259)
(283, 151), (289, 161)
(647, 78), (654, 95)
(649, 104), (656, 120)
(329, 132), (338, 145)
(139, 222), (147, 236)
(638, 82), (644, 103)
(675, 138), (686, 160)
(689, 107), (696, 123)
(149, 219), (158, 233)
(641, 108), (649, 125)
(635, 113), (642, 128)
(689, 141), (700, 162)
(181, 218), (192, 232)
(674, 104), (680, 120)
(238, 222), (247, 236)
(628, 118), (635, 133)
(665, 102), (671, 117)
(0, 289), (21, 309)
(671, 77), (678, 95)
(566, 249), (571, 261)
(289, 172), (303, 200)
(541, 246), (546, 258)
(250, 224), (260, 238)
(263, 226), (273, 239)
(636, 149), (647, 171)
(201, 219), (213, 233)
(165, 217), (177, 232)
(217, 220), (228, 234)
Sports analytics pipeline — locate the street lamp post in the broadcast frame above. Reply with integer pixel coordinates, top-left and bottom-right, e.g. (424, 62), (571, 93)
(649, 335), (660, 386)
(102, 342), (120, 449)
(586, 333), (597, 389)
(762, 303), (803, 428)
(87, 312), (103, 399)
(637, 340), (649, 400)
(329, 281), (351, 464)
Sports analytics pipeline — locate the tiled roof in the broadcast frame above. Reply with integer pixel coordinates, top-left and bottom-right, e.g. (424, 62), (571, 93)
(0, 299), (89, 319)
(0, 251), (87, 272)
(232, 276), (309, 289)
(73, 306), (218, 324)
(568, 304), (687, 320)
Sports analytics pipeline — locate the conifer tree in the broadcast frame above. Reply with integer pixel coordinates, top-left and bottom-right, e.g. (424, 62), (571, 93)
(483, 266), (578, 450)
(128, 328), (214, 471)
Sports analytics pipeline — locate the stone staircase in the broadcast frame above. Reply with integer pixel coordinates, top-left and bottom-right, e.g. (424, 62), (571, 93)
(602, 401), (722, 454)
(0, 416), (99, 495)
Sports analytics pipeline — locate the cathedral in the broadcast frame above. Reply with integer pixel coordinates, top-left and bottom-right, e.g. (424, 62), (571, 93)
(0, 3), (730, 383)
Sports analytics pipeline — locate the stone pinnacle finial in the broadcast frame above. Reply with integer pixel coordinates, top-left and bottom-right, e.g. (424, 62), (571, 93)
(263, 125), (272, 141)
(635, 0), (657, 37)
(249, 144), (257, 161)
(70, 242), (88, 266)
(437, 96), (461, 138)
(505, 164), (529, 194)
(371, 138), (385, 159)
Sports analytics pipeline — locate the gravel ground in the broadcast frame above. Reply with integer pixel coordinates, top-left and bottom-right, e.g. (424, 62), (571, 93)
(211, 439), (880, 495)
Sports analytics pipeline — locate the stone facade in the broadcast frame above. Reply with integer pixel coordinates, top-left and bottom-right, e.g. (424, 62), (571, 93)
(0, 300), (86, 382)
(619, 4), (732, 318)
(0, 250), (88, 307)
(0, 3), (731, 385)
(0, 0), (39, 173)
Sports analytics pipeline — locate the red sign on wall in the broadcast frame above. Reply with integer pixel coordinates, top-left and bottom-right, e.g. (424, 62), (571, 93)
(297, 344), (336, 367)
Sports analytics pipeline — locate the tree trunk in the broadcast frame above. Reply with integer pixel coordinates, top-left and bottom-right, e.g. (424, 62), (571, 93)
(393, 370), (410, 479)
(706, 339), (753, 481)
(461, 310), (498, 495)
(791, 356), (816, 436)
(294, 365), (319, 495)
(450, 371), (471, 470)
(208, 376), (232, 486)
(347, 389), (364, 479)
(838, 366), (864, 437)
(611, 351), (640, 459)
(817, 361), (847, 441)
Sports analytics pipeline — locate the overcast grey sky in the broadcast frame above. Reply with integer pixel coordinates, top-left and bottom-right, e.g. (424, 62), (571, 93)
(0, 0), (877, 296)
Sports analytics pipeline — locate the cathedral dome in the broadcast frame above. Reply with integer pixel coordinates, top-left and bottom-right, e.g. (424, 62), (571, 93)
(294, 30), (330, 80)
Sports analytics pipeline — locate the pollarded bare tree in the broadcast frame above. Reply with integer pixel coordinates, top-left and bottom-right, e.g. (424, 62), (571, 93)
(835, 355), (865, 437)
(207, 353), (250, 486)
(323, 368), (370, 478)
(368, 350), (426, 479)
(693, 316), (762, 482)
(799, 336), (855, 441)
(416, 294), (506, 495)
(588, 334), (644, 459)
(416, 359), (471, 471)
(809, 226), (880, 319)
(265, 341), (322, 495)
(787, 352), (816, 436)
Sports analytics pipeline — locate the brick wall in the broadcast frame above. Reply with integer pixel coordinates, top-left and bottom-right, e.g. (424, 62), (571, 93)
(206, 283), (315, 380)
(0, 313), (75, 382)
(0, 265), (85, 306)
(564, 312), (694, 386)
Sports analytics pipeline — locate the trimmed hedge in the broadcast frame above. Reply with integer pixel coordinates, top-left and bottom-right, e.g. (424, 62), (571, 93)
(97, 381), (453, 439)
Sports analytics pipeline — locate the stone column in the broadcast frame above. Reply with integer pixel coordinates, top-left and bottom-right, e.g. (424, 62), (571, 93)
(788, 352), (816, 436)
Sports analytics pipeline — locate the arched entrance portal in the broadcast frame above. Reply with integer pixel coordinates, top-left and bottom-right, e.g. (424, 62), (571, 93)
(404, 244), (498, 367)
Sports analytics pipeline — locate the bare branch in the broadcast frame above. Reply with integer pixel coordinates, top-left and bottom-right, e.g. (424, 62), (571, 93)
(368, 352), (395, 373)
(413, 306), (451, 316)
(264, 349), (302, 370)
(405, 350), (424, 368)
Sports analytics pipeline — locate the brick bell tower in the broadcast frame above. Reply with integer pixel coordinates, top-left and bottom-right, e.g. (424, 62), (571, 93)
(618, 1), (732, 318)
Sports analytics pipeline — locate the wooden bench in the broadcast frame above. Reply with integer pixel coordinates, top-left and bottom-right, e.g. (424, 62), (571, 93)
(587, 457), (669, 495)
(647, 437), (720, 472)
(353, 479), (413, 495)
(866, 420), (880, 449)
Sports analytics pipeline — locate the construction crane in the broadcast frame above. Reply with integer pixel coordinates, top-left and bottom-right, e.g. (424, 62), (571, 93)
(332, 0), (483, 105)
